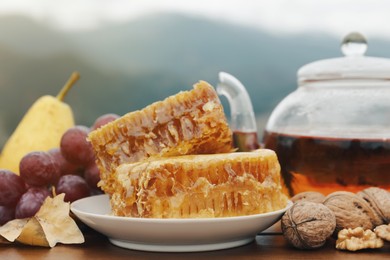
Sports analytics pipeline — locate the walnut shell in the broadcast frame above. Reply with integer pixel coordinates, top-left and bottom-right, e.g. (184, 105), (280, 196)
(281, 201), (336, 249)
(291, 191), (325, 204)
(357, 187), (390, 224)
(323, 191), (381, 234)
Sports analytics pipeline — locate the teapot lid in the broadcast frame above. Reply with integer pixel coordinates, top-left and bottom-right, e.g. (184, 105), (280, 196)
(298, 32), (390, 84)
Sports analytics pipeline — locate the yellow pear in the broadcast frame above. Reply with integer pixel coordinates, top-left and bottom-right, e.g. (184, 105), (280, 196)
(0, 72), (80, 174)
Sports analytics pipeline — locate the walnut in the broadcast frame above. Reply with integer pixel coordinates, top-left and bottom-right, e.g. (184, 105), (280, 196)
(374, 224), (390, 242)
(357, 187), (390, 225)
(323, 191), (381, 234)
(291, 191), (325, 204)
(336, 227), (384, 251)
(281, 201), (336, 249)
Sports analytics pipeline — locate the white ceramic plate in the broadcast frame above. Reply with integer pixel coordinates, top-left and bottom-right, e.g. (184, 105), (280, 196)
(71, 194), (292, 252)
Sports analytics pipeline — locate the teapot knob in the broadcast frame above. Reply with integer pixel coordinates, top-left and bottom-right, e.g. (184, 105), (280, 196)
(341, 32), (367, 57)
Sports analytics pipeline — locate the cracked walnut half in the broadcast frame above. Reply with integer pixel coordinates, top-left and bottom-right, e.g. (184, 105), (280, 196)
(336, 227), (384, 251)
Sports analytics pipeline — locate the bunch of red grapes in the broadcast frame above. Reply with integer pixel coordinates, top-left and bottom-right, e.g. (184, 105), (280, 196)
(0, 113), (119, 225)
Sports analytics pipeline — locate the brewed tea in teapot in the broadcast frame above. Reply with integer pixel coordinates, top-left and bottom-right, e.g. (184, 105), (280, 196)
(263, 32), (390, 196)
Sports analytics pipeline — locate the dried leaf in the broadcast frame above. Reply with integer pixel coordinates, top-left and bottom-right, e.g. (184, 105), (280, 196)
(0, 218), (28, 242)
(0, 236), (11, 244)
(16, 217), (49, 247)
(0, 193), (84, 248)
(34, 193), (84, 247)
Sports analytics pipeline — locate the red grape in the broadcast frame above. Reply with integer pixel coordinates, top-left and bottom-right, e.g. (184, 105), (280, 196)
(60, 126), (95, 166)
(84, 163), (101, 189)
(91, 113), (120, 130)
(0, 205), (15, 225)
(90, 188), (103, 196)
(15, 187), (50, 219)
(19, 151), (60, 187)
(0, 169), (27, 207)
(56, 175), (90, 202)
(48, 148), (84, 176)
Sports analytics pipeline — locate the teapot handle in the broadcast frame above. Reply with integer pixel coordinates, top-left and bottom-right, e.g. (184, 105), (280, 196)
(217, 72), (259, 151)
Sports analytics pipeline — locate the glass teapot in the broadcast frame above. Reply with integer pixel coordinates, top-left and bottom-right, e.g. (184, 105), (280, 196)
(218, 32), (390, 196)
(262, 32), (390, 196)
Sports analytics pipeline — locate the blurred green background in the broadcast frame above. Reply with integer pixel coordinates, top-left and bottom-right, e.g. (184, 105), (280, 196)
(1, 1), (390, 148)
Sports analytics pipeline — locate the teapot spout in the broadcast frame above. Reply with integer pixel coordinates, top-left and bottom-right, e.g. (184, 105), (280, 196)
(217, 72), (259, 151)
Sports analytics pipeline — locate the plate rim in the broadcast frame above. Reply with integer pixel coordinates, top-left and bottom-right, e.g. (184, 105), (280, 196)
(70, 194), (291, 252)
(71, 194), (292, 223)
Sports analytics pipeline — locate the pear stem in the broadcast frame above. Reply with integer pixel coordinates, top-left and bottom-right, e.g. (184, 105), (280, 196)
(56, 72), (80, 101)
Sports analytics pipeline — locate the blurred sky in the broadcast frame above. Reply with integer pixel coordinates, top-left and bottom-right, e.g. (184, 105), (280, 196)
(0, 0), (390, 40)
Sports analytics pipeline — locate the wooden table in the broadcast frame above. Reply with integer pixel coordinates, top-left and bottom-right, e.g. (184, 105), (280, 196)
(1, 227), (389, 259)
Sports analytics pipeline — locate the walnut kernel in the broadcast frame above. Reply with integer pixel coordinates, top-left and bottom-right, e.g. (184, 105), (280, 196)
(281, 201), (336, 249)
(374, 224), (390, 242)
(336, 227), (384, 251)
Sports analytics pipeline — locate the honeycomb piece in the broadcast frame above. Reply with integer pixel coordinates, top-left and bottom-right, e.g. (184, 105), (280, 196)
(88, 81), (233, 194)
(111, 149), (288, 218)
